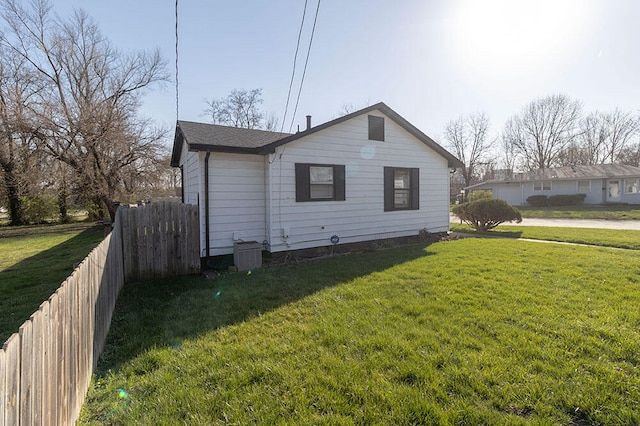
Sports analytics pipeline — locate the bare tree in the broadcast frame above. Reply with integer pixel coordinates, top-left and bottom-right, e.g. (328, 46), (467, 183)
(263, 112), (280, 132)
(443, 112), (492, 188)
(618, 142), (640, 167)
(574, 112), (608, 164)
(0, 44), (45, 224)
(503, 94), (582, 170)
(204, 88), (266, 129)
(0, 0), (168, 220)
(500, 120), (517, 175)
(337, 100), (372, 117)
(599, 109), (639, 163)
(558, 109), (639, 166)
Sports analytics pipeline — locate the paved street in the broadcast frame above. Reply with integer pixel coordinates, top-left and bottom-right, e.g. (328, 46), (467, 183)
(450, 214), (640, 231)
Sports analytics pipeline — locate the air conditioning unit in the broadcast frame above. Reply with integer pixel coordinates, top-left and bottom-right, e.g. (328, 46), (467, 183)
(233, 241), (262, 272)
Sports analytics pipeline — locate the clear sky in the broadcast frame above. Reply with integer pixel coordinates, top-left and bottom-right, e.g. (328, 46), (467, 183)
(54, 0), (639, 151)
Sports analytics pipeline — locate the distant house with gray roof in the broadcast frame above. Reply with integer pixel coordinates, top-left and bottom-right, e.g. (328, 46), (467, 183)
(467, 164), (640, 205)
(171, 102), (462, 258)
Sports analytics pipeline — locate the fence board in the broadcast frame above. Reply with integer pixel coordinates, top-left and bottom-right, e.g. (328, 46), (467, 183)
(0, 347), (5, 426)
(19, 320), (33, 425)
(60, 282), (70, 425)
(3, 334), (20, 425)
(50, 291), (61, 426)
(31, 309), (44, 425)
(39, 302), (51, 426)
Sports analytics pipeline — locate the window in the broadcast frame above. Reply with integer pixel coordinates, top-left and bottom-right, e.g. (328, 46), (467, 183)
(295, 163), (345, 202)
(533, 181), (551, 191)
(625, 178), (640, 194)
(384, 167), (419, 211)
(368, 115), (385, 141)
(577, 180), (591, 193)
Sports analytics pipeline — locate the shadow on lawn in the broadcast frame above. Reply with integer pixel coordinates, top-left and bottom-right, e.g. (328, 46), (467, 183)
(94, 242), (436, 376)
(451, 226), (523, 240)
(0, 225), (105, 344)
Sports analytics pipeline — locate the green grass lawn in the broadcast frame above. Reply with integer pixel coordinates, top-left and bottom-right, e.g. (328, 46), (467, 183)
(79, 239), (640, 425)
(450, 223), (640, 250)
(516, 204), (640, 220)
(0, 222), (104, 344)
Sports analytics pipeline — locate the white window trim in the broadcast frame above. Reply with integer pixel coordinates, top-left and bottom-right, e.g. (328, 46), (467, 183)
(533, 181), (552, 191)
(577, 180), (591, 193)
(624, 178), (640, 194)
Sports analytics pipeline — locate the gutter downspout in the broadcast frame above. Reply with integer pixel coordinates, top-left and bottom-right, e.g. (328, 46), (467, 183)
(266, 154), (273, 251)
(204, 152), (211, 258)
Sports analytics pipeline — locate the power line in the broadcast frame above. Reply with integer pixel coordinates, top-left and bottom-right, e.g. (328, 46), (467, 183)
(288, 0), (321, 133)
(279, 0), (308, 134)
(175, 0), (179, 122)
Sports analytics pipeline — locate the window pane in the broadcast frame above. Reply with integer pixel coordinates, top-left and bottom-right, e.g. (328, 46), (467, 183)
(533, 182), (541, 191)
(626, 179), (639, 194)
(310, 184), (334, 199)
(394, 189), (410, 208)
(578, 180), (590, 192)
(543, 181), (551, 190)
(394, 170), (410, 189)
(310, 166), (333, 184)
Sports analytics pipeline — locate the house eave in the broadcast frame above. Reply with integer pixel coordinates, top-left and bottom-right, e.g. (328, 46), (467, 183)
(187, 144), (261, 155)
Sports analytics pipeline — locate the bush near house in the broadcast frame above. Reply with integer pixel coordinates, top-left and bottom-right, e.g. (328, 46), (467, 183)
(548, 194), (587, 206)
(526, 195), (549, 206)
(451, 198), (522, 231)
(526, 194), (587, 207)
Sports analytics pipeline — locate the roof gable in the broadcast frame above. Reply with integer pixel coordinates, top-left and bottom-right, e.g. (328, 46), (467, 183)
(171, 102), (462, 168)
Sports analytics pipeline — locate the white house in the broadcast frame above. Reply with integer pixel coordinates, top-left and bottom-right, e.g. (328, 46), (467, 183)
(170, 102), (462, 258)
(467, 164), (640, 206)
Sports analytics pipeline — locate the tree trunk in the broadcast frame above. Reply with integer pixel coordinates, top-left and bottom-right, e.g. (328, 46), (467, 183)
(3, 162), (24, 226)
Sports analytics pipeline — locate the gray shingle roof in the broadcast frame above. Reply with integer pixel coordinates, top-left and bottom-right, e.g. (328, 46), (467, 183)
(178, 121), (289, 150)
(467, 164), (640, 189)
(171, 103), (463, 168)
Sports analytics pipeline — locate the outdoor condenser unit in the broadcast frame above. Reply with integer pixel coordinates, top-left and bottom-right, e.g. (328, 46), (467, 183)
(233, 241), (262, 271)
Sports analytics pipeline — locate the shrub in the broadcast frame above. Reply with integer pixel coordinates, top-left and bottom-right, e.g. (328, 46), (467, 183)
(548, 194), (587, 206)
(20, 195), (57, 224)
(452, 198), (522, 231)
(526, 195), (548, 206)
(469, 190), (492, 202)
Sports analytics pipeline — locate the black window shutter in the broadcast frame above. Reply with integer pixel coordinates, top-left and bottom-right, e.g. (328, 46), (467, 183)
(335, 165), (346, 201)
(411, 168), (420, 210)
(295, 163), (310, 202)
(383, 167), (394, 211)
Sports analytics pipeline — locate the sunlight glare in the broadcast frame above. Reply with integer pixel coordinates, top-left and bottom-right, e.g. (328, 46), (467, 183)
(448, 0), (593, 82)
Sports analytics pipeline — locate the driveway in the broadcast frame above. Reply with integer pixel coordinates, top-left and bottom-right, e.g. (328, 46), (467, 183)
(450, 214), (640, 231)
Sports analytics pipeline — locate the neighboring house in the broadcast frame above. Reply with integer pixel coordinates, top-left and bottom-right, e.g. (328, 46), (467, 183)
(171, 102), (462, 257)
(467, 164), (640, 206)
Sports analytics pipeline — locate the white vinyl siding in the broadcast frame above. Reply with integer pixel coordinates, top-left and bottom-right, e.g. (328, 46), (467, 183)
(206, 153), (266, 256)
(180, 149), (201, 206)
(267, 113), (450, 253)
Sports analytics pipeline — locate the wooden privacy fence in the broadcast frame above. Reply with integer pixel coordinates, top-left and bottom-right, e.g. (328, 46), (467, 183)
(120, 202), (200, 282)
(0, 202), (200, 425)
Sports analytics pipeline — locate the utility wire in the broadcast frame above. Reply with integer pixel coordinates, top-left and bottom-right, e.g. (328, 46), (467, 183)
(288, 0), (321, 134)
(175, 0), (179, 122)
(279, 0), (308, 134)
